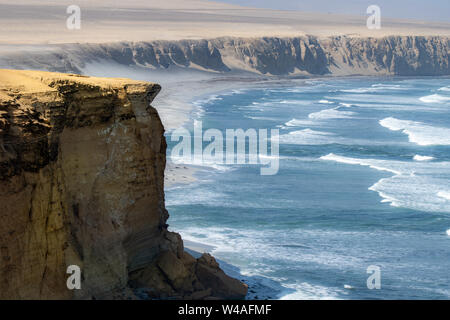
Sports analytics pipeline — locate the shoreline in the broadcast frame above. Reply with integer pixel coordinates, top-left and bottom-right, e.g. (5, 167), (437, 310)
(159, 72), (270, 188)
(160, 73), (450, 300)
(1, 0), (449, 301)
(159, 75), (289, 299)
(159, 73), (331, 300)
(158, 73), (450, 189)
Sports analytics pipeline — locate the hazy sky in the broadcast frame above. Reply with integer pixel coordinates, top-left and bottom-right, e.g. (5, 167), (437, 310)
(216, 0), (450, 22)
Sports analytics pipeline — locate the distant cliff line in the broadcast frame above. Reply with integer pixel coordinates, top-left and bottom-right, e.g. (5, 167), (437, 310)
(1, 36), (449, 77)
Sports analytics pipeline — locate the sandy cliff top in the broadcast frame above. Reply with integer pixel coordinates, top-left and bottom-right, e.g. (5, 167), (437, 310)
(0, 69), (157, 94)
(0, 0), (449, 44)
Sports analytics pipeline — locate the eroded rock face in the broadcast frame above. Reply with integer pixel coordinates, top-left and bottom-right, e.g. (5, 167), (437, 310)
(0, 36), (448, 76)
(0, 70), (247, 300)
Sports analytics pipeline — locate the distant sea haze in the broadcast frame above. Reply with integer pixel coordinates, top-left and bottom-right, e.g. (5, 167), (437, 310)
(166, 76), (450, 300)
(217, 0), (450, 22)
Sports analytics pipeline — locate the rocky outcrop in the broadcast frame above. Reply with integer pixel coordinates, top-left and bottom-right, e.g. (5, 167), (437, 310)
(0, 36), (448, 76)
(0, 69), (247, 300)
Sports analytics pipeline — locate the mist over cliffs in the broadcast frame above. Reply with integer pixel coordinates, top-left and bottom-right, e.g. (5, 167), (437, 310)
(1, 36), (449, 76)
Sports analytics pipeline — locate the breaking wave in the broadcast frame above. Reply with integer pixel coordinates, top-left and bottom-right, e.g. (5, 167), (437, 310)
(379, 117), (450, 146)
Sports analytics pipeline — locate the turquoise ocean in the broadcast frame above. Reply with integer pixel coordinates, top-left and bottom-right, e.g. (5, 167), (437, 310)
(166, 77), (450, 299)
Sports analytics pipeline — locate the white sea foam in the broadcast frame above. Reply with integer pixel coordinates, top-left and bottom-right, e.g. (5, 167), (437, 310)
(191, 95), (225, 117)
(419, 94), (450, 103)
(285, 118), (302, 127)
(437, 191), (450, 201)
(320, 153), (402, 175)
(446, 229), (450, 236)
(278, 129), (375, 146)
(279, 129), (338, 145)
(275, 99), (310, 106)
(175, 226), (361, 299)
(340, 88), (373, 93)
(308, 108), (356, 120)
(238, 101), (273, 112)
(340, 84), (405, 94)
(413, 155), (435, 162)
(371, 84), (403, 89)
(170, 155), (232, 172)
(379, 117), (450, 146)
(333, 95), (430, 112)
(321, 153), (450, 213)
(284, 118), (316, 127)
(193, 95), (223, 105)
(246, 116), (278, 121)
(344, 284), (354, 290)
(438, 86), (450, 92)
(250, 101), (275, 107)
(339, 103), (353, 108)
(318, 99), (334, 104)
(279, 282), (344, 300)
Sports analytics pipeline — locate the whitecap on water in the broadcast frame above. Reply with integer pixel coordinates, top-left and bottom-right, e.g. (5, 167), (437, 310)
(371, 84), (404, 89)
(419, 94), (450, 103)
(340, 84), (406, 94)
(318, 99), (334, 104)
(344, 284), (354, 290)
(175, 226), (358, 300)
(340, 88), (373, 93)
(413, 155), (435, 162)
(320, 153), (402, 175)
(308, 108), (356, 120)
(279, 129), (338, 145)
(320, 153), (450, 213)
(284, 118), (316, 127)
(437, 191), (450, 201)
(278, 129), (375, 146)
(193, 94), (223, 106)
(380, 117), (450, 146)
(279, 282), (344, 300)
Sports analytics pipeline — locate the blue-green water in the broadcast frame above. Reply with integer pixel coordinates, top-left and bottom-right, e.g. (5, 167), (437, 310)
(166, 77), (450, 299)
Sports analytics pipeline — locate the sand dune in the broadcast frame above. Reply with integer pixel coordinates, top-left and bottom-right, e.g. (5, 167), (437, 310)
(0, 0), (449, 44)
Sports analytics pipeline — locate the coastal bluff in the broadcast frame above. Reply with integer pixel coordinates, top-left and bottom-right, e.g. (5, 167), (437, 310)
(1, 36), (448, 77)
(0, 70), (248, 300)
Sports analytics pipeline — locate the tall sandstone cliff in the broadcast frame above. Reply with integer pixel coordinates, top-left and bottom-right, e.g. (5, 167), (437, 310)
(0, 36), (448, 76)
(0, 70), (247, 300)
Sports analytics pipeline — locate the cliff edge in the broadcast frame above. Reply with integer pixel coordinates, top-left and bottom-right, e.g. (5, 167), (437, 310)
(0, 69), (248, 300)
(1, 36), (448, 77)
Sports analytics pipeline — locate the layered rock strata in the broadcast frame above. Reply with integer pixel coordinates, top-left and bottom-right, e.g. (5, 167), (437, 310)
(0, 69), (247, 300)
(0, 36), (448, 76)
